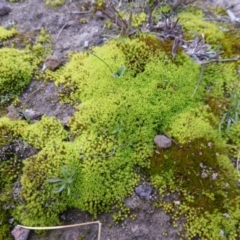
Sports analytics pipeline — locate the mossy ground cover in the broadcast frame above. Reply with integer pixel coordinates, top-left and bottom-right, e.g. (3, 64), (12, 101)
(1, 3), (240, 240)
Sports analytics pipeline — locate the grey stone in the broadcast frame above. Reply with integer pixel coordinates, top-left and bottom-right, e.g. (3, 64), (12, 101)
(94, 36), (104, 45)
(154, 135), (172, 149)
(125, 194), (141, 209)
(0, 4), (11, 16)
(11, 226), (30, 240)
(135, 185), (153, 200)
(23, 109), (42, 120)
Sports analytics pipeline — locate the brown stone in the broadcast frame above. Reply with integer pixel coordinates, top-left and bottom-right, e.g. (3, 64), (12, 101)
(45, 55), (62, 71)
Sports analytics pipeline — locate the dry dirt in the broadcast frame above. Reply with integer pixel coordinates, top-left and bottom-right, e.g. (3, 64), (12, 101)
(1, 0), (240, 240)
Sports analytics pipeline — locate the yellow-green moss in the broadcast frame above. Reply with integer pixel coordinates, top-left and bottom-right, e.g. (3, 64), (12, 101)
(0, 27), (17, 41)
(0, 117), (27, 148)
(22, 115), (68, 150)
(178, 9), (240, 57)
(0, 7), (240, 237)
(179, 10), (225, 44)
(44, 0), (65, 7)
(131, 12), (147, 28)
(14, 142), (80, 226)
(0, 48), (34, 97)
(167, 107), (216, 143)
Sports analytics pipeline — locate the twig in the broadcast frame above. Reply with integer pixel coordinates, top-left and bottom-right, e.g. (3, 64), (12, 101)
(203, 17), (230, 22)
(237, 152), (240, 176)
(67, 11), (91, 15)
(87, 50), (114, 74)
(17, 221), (102, 240)
(163, 132), (179, 146)
(56, 21), (77, 42)
(192, 64), (205, 98)
(24, 88), (42, 105)
(202, 56), (240, 65)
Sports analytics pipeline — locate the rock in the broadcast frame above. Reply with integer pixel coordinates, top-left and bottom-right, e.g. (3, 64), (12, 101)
(125, 193), (141, 209)
(61, 116), (71, 126)
(154, 135), (172, 149)
(0, 4), (11, 16)
(9, 218), (14, 224)
(94, 36), (104, 45)
(11, 226), (30, 240)
(84, 40), (89, 48)
(45, 55), (62, 71)
(135, 185), (153, 200)
(7, 105), (19, 120)
(23, 109), (42, 120)
(95, 11), (105, 20)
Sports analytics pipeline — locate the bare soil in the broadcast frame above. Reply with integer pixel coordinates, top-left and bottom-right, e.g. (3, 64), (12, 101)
(1, 0), (240, 239)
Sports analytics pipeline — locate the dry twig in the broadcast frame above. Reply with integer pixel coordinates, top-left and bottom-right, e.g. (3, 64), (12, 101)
(17, 221), (102, 240)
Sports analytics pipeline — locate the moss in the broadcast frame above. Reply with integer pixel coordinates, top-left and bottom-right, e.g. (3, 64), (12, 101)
(22, 115), (68, 150)
(14, 141), (79, 226)
(0, 219), (11, 240)
(0, 27), (17, 41)
(0, 48), (34, 97)
(0, 6), (240, 236)
(44, 0), (65, 7)
(167, 108), (216, 143)
(228, 122), (240, 147)
(179, 10), (225, 44)
(0, 117), (26, 148)
(0, 118), (27, 239)
(131, 12), (147, 28)
(221, 30), (240, 57)
(179, 8), (240, 57)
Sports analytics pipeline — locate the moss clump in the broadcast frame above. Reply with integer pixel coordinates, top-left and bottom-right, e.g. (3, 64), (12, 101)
(179, 10), (225, 44)
(0, 117), (26, 148)
(0, 118), (27, 239)
(167, 108), (215, 143)
(131, 12), (147, 28)
(44, 0), (65, 7)
(14, 142), (79, 226)
(22, 115), (68, 150)
(0, 48), (34, 97)
(67, 136), (139, 216)
(0, 27), (17, 41)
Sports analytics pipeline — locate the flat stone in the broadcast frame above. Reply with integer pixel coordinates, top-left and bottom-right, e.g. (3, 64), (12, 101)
(0, 4), (11, 16)
(154, 135), (172, 149)
(11, 226), (30, 240)
(135, 185), (153, 200)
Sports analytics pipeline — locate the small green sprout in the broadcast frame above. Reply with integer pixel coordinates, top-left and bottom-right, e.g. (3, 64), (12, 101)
(87, 50), (126, 78)
(219, 84), (240, 135)
(111, 122), (123, 134)
(46, 166), (75, 195)
(112, 66), (126, 78)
